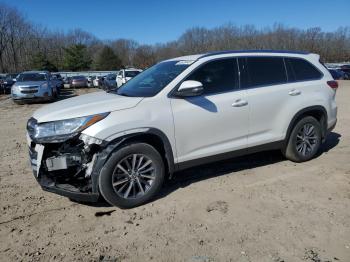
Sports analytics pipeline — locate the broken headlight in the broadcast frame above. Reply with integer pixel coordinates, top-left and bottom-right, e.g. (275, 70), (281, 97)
(33, 112), (109, 143)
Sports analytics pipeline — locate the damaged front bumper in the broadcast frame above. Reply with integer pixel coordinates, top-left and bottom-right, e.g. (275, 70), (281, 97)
(27, 132), (104, 202)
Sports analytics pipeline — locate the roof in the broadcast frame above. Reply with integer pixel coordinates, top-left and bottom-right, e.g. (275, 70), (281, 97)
(166, 50), (311, 62)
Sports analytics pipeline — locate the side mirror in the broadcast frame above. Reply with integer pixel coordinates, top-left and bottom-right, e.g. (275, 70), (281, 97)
(175, 80), (204, 97)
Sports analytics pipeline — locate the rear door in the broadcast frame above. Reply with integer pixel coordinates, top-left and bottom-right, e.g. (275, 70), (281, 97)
(239, 56), (292, 147)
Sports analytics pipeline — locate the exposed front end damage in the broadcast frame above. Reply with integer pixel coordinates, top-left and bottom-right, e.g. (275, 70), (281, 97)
(27, 130), (107, 202)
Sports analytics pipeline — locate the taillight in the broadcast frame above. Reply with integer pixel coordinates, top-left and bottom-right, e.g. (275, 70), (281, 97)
(327, 80), (338, 90)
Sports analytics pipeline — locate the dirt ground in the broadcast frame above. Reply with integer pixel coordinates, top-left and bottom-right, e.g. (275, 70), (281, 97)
(0, 84), (349, 262)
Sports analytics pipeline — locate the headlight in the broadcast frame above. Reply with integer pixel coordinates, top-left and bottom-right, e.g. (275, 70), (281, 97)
(40, 83), (48, 88)
(32, 112), (109, 143)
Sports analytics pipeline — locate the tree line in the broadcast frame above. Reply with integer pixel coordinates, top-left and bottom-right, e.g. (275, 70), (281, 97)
(1, 3), (350, 73)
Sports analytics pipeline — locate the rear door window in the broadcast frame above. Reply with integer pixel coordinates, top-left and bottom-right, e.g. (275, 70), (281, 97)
(285, 57), (322, 82)
(185, 58), (239, 95)
(239, 57), (287, 88)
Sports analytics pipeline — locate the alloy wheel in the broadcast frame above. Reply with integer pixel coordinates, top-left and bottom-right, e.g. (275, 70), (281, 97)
(295, 123), (318, 156)
(111, 154), (155, 199)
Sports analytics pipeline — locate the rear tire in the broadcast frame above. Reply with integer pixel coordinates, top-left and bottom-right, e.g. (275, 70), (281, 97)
(99, 143), (165, 208)
(283, 116), (322, 162)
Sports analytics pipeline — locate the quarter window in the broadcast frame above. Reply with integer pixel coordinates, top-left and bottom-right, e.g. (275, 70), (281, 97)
(285, 57), (322, 81)
(185, 58), (238, 95)
(240, 57), (287, 88)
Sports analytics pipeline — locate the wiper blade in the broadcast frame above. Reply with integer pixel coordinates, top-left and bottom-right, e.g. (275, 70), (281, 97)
(116, 91), (130, 97)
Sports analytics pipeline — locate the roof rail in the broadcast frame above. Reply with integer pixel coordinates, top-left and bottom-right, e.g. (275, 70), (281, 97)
(199, 50), (310, 59)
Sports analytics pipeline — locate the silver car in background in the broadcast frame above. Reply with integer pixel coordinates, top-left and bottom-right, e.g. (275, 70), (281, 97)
(11, 71), (58, 103)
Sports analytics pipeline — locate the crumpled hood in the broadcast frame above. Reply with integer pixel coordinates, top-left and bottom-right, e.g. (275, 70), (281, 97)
(33, 91), (143, 123)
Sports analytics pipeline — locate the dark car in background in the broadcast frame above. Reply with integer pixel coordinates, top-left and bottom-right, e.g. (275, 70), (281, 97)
(63, 77), (72, 87)
(0, 74), (17, 94)
(0, 75), (6, 94)
(340, 65), (350, 79)
(8, 73), (18, 80)
(102, 73), (116, 90)
(329, 69), (348, 80)
(70, 75), (87, 88)
(51, 73), (64, 94)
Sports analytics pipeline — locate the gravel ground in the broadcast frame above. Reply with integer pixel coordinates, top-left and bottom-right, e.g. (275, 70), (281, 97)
(0, 84), (349, 262)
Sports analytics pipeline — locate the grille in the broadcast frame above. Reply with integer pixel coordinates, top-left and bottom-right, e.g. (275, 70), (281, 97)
(21, 89), (38, 94)
(20, 85), (39, 94)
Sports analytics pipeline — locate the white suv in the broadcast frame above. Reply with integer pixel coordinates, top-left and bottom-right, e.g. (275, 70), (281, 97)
(26, 50), (338, 208)
(116, 68), (142, 88)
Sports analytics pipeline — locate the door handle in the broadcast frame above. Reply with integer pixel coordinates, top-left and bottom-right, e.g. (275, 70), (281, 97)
(288, 89), (301, 96)
(232, 99), (248, 107)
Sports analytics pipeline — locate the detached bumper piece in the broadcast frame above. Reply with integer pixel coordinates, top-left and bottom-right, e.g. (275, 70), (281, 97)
(28, 136), (101, 202)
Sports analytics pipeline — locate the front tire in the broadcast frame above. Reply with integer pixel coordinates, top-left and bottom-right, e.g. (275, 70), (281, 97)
(283, 116), (322, 162)
(99, 143), (165, 208)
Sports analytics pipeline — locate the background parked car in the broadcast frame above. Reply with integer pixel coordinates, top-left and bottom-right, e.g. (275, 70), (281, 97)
(93, 76), (103, 87)
(87, 76), (95, 87)
(11, 71), (58, 103)
(70, 75), (87, 88)
(63, 76), (72, 88)
(1, 73), (18, 94)
(8, 73), (18, 80)
(102, 73), (116, 90)
(340, 65), (350, 79)
(51, 73), (64, 94)
(329, 68), (347, 80)
(1, 74), (18, 94)
(0, 74), (6, 94)
(116, 68), (142, 87)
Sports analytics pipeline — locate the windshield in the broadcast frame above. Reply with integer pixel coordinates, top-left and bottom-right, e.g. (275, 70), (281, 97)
(17, 73), (47, 82)
(114, 61), (190, 97)
(125, 71), (141, 78)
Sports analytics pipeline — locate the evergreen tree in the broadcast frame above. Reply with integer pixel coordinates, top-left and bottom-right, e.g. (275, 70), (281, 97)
(63, 44), (91, 71)
(31, 52), (58, 72)
(94, 46), (122, 70)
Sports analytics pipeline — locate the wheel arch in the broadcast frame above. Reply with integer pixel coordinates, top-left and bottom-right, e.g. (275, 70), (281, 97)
(102, 128), (175, 176)
(284, 105), (328, 145)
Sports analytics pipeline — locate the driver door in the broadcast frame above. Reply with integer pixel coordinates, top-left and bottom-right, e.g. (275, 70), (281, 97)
(170, 58), (249, 164)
